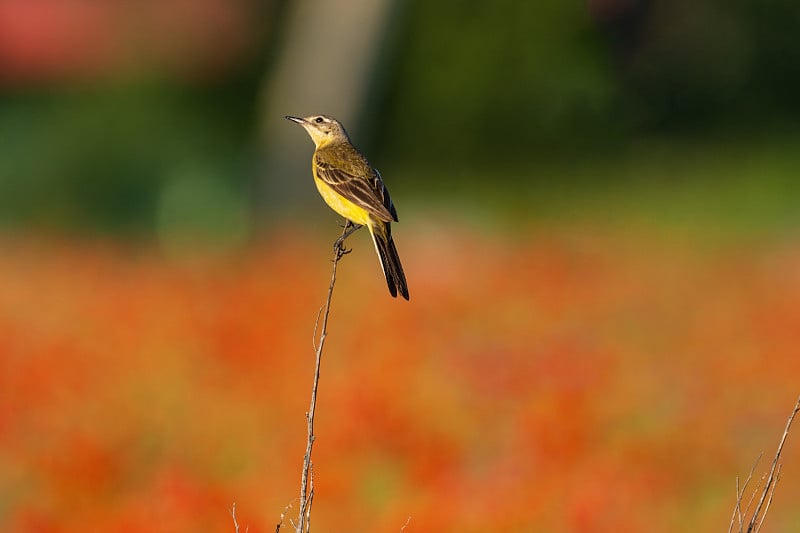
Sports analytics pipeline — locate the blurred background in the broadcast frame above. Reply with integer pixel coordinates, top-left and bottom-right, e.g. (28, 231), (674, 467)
(1, 0), (800, 531)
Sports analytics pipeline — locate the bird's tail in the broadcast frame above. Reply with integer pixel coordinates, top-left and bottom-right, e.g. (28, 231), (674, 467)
(370, 223), (409, 300)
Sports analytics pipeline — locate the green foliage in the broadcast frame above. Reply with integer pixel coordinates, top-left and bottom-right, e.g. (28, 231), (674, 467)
(2, 0), (799, 232)
(0, 84), (253, 234)
(377, 0), (619, 165)
(375, 0), (800, 169)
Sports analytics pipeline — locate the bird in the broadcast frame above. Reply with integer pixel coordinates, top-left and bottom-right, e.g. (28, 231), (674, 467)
(285, 114), (409, 300)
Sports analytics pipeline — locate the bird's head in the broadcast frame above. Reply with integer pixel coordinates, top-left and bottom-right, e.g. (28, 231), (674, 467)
(285, 114), (350, 148)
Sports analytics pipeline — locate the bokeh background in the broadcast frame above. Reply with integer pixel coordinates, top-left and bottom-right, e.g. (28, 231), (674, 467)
(2, 0), (800, 531)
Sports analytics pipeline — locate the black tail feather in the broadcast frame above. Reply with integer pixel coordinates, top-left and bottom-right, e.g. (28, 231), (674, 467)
(373, 227), (409, 300)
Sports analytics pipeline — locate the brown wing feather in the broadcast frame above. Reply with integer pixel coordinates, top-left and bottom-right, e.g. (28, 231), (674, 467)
(314, 149), (396, 223)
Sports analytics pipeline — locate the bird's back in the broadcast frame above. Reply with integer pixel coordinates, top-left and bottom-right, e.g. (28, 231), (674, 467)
(316, 142), (374, 178)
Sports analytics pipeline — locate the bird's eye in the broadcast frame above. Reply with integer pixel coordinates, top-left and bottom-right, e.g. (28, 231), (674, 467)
(315, 117), (324, 124)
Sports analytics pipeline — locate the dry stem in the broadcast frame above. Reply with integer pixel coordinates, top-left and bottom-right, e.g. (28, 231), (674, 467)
(730, 396), (800, 533)
(230, 501), (248, 533)
(293, 224), (351, 533)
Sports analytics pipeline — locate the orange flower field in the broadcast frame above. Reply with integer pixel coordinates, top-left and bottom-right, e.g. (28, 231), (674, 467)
(1, 223), (799, 532)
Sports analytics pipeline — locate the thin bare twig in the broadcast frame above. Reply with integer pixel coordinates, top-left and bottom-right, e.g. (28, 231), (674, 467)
(311, 307), (323, 352)
(755, 465), (781, 533)
(730, 396), (800, 533)
(275, 499), (297, 533)
(305, 464), (315, 533)
(745, 396), (800, 533)
(743, 473), (765, 522)
(296, 223), (351, 533)
(730, 453), (763, 533)
(230, 502), (240, 533)
(734, 477), (743, 533)
(230, 501), (249, 533)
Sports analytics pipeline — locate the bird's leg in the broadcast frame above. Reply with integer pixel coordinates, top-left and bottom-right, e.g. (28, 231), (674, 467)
(333, 220), (362, 257)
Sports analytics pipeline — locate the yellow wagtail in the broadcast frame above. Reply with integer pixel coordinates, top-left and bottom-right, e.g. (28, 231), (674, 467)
(285, 114), (409, 300)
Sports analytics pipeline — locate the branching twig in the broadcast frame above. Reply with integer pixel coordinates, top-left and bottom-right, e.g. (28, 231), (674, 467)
(745, 396), (800, 533)
(755, 465), (781, 533)
(295, 223), (351, 533)
(275, 499), (296, 533)
(305, 464), (315, 533)
(730, 396), (800, 533)
(730, 453), (763, 533)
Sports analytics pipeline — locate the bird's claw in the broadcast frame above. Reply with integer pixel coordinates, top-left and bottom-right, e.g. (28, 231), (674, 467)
(334, 243), (352, 260)
(332, 220), (362, 259)
(333, 238), (347, 251)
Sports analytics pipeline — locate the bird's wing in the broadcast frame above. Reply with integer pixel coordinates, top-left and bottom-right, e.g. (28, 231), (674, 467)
(314, 153), (396, 223)
(375, 169), (399, 222)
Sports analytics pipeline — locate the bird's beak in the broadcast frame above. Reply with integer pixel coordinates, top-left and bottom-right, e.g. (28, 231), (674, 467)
(285, 115), (306, 125)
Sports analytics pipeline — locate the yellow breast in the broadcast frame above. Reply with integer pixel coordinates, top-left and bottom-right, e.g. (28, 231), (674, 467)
(313, 176), (373, 226)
